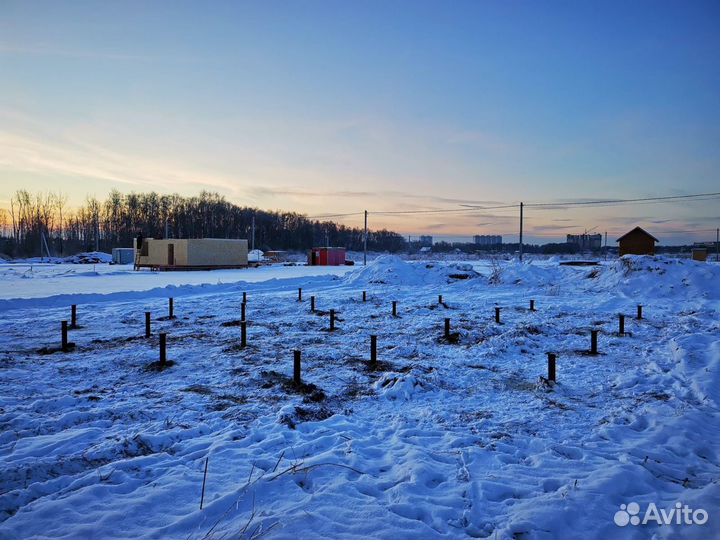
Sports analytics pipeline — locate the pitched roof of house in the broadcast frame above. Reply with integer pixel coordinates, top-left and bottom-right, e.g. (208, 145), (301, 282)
(615, 226), (659, 243)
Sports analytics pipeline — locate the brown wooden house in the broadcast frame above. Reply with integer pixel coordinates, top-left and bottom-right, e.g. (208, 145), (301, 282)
(616, 227), (658, 256)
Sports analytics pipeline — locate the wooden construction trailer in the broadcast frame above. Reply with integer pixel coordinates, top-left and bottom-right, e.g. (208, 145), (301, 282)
(135, 238), (248, 270)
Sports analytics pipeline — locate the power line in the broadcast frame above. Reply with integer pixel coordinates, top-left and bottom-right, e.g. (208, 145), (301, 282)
(524, 192), (720, 208)
(371, 204), (518, 216)
(526, 197), (720, 212)
(525, 228), (717, 237)
(309, 192), (720, 219)
(306, 192), (718, 252)
(307, 211), (365, 219)
(311, 205), (519, 219)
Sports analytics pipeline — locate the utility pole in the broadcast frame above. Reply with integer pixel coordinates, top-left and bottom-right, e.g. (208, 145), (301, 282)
(519, 202), (524, 262)
(251, 215), (255, 252)
(716, 227), (719, 262)
(363, 210), (368, 266)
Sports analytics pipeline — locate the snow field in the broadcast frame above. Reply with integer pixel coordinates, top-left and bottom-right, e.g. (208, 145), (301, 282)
(0, 262), (357, 304)
(0, 256), (719, 539)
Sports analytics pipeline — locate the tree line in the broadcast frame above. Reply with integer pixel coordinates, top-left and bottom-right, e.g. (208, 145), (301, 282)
(0, 190), (407, 257)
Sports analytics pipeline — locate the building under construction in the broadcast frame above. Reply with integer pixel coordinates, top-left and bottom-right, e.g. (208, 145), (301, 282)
(567, 233), (602, 250)
(135, 238), (249, 270)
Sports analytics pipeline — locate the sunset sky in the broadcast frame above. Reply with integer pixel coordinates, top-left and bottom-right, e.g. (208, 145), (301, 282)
(1, 1), (719, 244)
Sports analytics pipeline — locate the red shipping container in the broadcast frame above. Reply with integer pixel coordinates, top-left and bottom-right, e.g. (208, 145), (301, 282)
(308, 247), (346, 266)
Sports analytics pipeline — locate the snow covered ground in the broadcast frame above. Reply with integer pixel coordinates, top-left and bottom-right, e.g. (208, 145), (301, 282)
(0, 263), (356, 305)
(0, 256), (718, 539)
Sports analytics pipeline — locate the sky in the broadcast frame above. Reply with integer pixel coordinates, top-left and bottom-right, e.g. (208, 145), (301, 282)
(1, 0), (719, 244)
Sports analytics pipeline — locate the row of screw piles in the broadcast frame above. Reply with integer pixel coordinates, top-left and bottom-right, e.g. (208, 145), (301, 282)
(302, 289), (377, 371)
(302, 292), (401, 363)
(441, 299), (538, 340)
(75, 299), (633, 391)
(301, 291), (336, 330)
(547, 305), (644, 381)
(156, 293), (251, 362)
(549, 324), (614, 381)
(143, 297), (175, 338)
(61, 292), (506, 351)
(60, 302), (84, 351)
(59, 304), (81, 352)
(61, 296), (549, 352)
(58, 295), (646, 383)
(58, 296), (173, 360)
(293, 333), (379, 385)
(156, 294), (517, 377)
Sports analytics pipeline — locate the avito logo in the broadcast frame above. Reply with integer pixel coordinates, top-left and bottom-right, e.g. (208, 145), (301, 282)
(614, 502), (709, 527)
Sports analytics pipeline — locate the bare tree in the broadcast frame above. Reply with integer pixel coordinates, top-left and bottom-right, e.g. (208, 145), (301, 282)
(2, 189), (408, 256)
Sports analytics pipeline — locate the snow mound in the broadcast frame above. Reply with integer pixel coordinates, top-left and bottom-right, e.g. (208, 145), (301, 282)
(9, 251), (113, 265)
(65, 251), (112, 264)
(345, 255), (480, 286)
(596, 255), (720, 300)
(494, 256), (720, 302)
(493, 261), (582, 287)
(373, 372), (427, 400)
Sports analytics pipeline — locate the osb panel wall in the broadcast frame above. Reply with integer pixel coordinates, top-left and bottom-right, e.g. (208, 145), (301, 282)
(138, 239), (189, 266)
(187, 239), (248, 266)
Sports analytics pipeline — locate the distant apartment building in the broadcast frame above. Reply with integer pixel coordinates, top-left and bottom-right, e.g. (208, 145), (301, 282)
(473, 235), (502, 246)
(566, 233), (602, 250)
(419, 235), (433, 247)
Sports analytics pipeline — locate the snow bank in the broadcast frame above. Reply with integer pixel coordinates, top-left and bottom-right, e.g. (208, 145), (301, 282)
(492, 260), (585, 288)
(487, 256), (720, 304)
(0, 264), (356, 308)
(345, 255), (480, 287)
(588, 256), (720, 301)
(68, 251), (113, 264)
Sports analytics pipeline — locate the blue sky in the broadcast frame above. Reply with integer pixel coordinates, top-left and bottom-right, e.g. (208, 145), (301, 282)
(1, 0), (718, 243)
